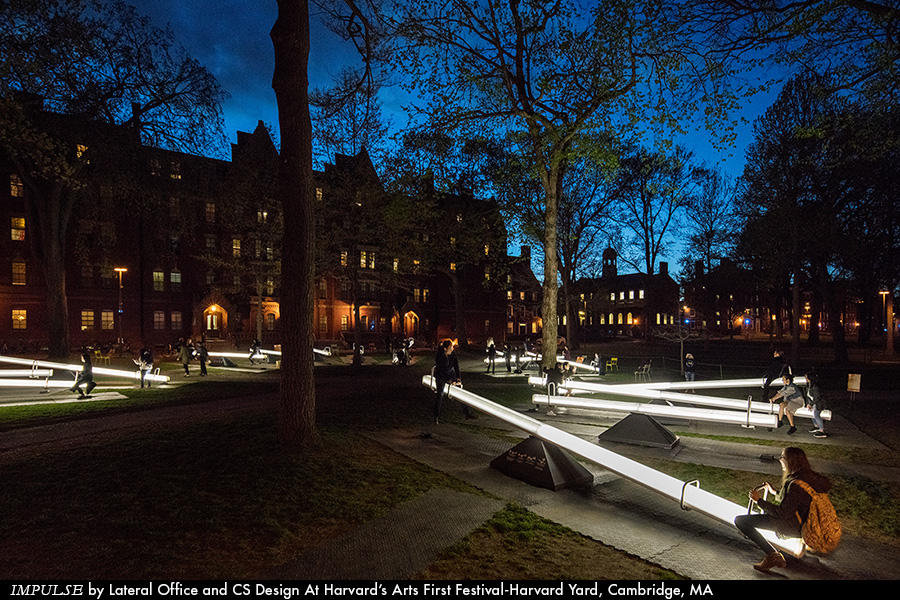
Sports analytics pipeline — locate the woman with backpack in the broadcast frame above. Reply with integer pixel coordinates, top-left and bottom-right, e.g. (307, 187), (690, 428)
(735, 447), (834, 573)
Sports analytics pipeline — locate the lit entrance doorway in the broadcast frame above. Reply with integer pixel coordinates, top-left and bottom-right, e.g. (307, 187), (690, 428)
(403, 311), (419, 337)
(204, 304), (228, 339)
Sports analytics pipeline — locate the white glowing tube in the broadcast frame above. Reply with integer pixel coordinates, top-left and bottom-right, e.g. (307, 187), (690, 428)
(529, 377), (829, 421)
(0, 355), (169, 383)
(532, 394), (780, 428)
(422, 375), (804, 557)
(208, 351), (263, 359)
(258, 347), (332, 357)
(0, 369), (54, 377)
(0, 379), (73, 388)
(619, 377), (808, 390)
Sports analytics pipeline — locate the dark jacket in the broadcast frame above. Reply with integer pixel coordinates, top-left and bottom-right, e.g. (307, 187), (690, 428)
(684, 357), (695, 373)
(434, 350), (459, 382)
(806, 382), (826, 410)
(758, 468), (832, 535)
(487, 343), (496, 358)
(764, 356), (790, 386)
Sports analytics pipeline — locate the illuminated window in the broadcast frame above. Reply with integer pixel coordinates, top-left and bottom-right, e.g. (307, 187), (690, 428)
(316, 188), (323, 202)
(12, 309), (26, 329)
(520, 291), (525, 301)
(257, 210), (268, 224)
(507, 290), (513, 300)
(367, 251), (375, 269)
(456, 214), (462, 222)
(153, 311), (165, 330)
(341, 251), (348, 266)
(639, 289), (645, 299)
(232, 239), (241, 257)
(12, 261), (26, 285)
(450, 236), (456, 247)
(341, 315), (349, 331)
(76, 144), (88, 162)
(484, 269), (490, 281)
(627, 312), (633, 325)
(171, 311), (182, 330)
(414, 288), (422, 303)
(10, 174), (24, 197)
(266, 278), (274, 295)
(266, 246), (274, 261)
(359, 250), (367, 269)
(205, 202), (216, 223)
(319, 314), (327, 332)
(609, 292), (615, 301)
(266, 313), (276, 331)
(600, 314), (606, 325)
(413, 259), (420, 273)
(450, 262), (456, 271)
(11, 217), (25, 241)
(153, 270), (165, 291)
(393, 258), (399, 272)
(423, 288), (430, 303)
(656, 313), (661, 325)
(80, 310), (95, 331)
(101, 310), (115, 330)
(169, 161), (182, 180)
(608, 312), (614, 324)
(484, 244), (490, 256)
(170, 270), (182, 289)
(619, 291), (625, 300)
(618, 313), (623, 325)
(629, 290), (635, 300)
(507, 321), (514, 333)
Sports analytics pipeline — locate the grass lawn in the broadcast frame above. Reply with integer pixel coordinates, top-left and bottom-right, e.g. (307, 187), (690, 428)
(416, 504), (683, 580)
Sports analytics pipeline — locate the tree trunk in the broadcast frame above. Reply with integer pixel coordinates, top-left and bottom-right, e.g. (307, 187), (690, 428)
(887, 291), (894, 356)
(540, 175), (559, 371)
(790, 279), (800, 368)
(818, 265), (848, 364)
(272, 0), (317, 448)
(352, 279), (363, 369)
(44, 236), (69, 358)
(256, 278), (264, 342)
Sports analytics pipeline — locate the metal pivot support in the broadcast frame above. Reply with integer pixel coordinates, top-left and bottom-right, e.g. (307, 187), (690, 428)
(742, 394), (756, 429)
(680, 480), (700, 511)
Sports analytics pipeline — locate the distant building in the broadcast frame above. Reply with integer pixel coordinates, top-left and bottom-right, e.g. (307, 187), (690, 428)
(575, 248), (679, 339)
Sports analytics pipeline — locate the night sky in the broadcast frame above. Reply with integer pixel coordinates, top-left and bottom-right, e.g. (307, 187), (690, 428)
(129, 1), (785, 276)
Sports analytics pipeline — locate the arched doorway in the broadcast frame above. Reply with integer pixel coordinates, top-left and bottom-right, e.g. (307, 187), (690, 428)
(403, 311), (419, 337)
(204, 304), (228, 339)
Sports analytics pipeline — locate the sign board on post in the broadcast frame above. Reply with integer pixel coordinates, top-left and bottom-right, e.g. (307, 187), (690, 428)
(847, 374), (861, 393)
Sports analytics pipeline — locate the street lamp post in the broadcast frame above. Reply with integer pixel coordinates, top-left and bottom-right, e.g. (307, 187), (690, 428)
(881, 290), (894, 355)
(115, 267), (128, 345)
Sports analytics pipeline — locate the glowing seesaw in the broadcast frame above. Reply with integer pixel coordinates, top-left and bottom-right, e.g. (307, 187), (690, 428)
(422, 375), (805, 558)
(486, 351), (600, 374)
(0, 379), (73, 389)
(531, 393), (780, 428)
(0, 369), (54, 377)
(259, 347), (333, 357)
(208, 351), (267, 360)
(616, 377), (808, 391)
(529, 376), (829, 421)
(0, 355), (169, 384)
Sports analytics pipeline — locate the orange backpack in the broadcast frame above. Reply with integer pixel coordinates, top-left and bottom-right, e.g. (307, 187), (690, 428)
(793, 479), (842, 554)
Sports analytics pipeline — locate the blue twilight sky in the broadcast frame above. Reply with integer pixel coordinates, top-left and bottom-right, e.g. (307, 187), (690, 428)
(130, 1), (786, 275)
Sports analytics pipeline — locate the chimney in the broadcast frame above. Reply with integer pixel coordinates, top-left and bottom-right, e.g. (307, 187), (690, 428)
(659, 262), (669, 276)
(520, 245), (531, 261)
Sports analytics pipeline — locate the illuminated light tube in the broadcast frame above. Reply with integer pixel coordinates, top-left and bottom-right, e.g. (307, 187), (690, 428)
(0, 379), (74, 388)
(209, 351), (262, 359)
(618, 377), (808, 391)
(421, 375), (804, 558)
(0, 355), (169, 383)
(532, 394), (779, 428)
(530, 377), (829, 421)
(259, 347), (332, 357)
(0, 369), (54, 377)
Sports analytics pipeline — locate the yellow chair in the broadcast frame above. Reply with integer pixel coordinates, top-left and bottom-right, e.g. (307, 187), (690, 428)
(605, 357), (618, 372)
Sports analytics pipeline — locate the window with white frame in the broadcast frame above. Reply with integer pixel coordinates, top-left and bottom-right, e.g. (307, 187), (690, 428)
(153, 270), (165, 291)
(80, 310), (94, 331)
(11, 261), (25, 285)
(10, 174), (24, 197)
(171, 311), (182, 330)
(11, 217), (25, 241)
(154, 311), (165, 330)
(101, 310), (115, 330)
(12, 309), (26, 329)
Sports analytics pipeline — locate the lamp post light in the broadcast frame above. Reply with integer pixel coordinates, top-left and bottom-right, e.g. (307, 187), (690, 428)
(115, 267), (128, 345)
(881, 290), (894, 355)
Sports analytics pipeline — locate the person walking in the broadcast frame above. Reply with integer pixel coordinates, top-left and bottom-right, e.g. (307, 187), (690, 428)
(805, 370), (828, 438)
(735, 447), (832, 572)
(134, 346), (154, 388)
(179, 337), (194, 377)
(762, 349), (790, 402)
(503, 342), (512, 373)
(248, 338), (262, 365)
(485, 337), (496, 374)
(433, 339), (473, 424)
(70, 348), (97, 398)
(197, 342), (209, 376)
(684, 353), (696, 392)
(769, 373), (804, 434)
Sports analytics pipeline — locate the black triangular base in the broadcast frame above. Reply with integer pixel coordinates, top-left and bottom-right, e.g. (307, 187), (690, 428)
(597, 413), (679, 449)
(490, 436), (594, 491)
